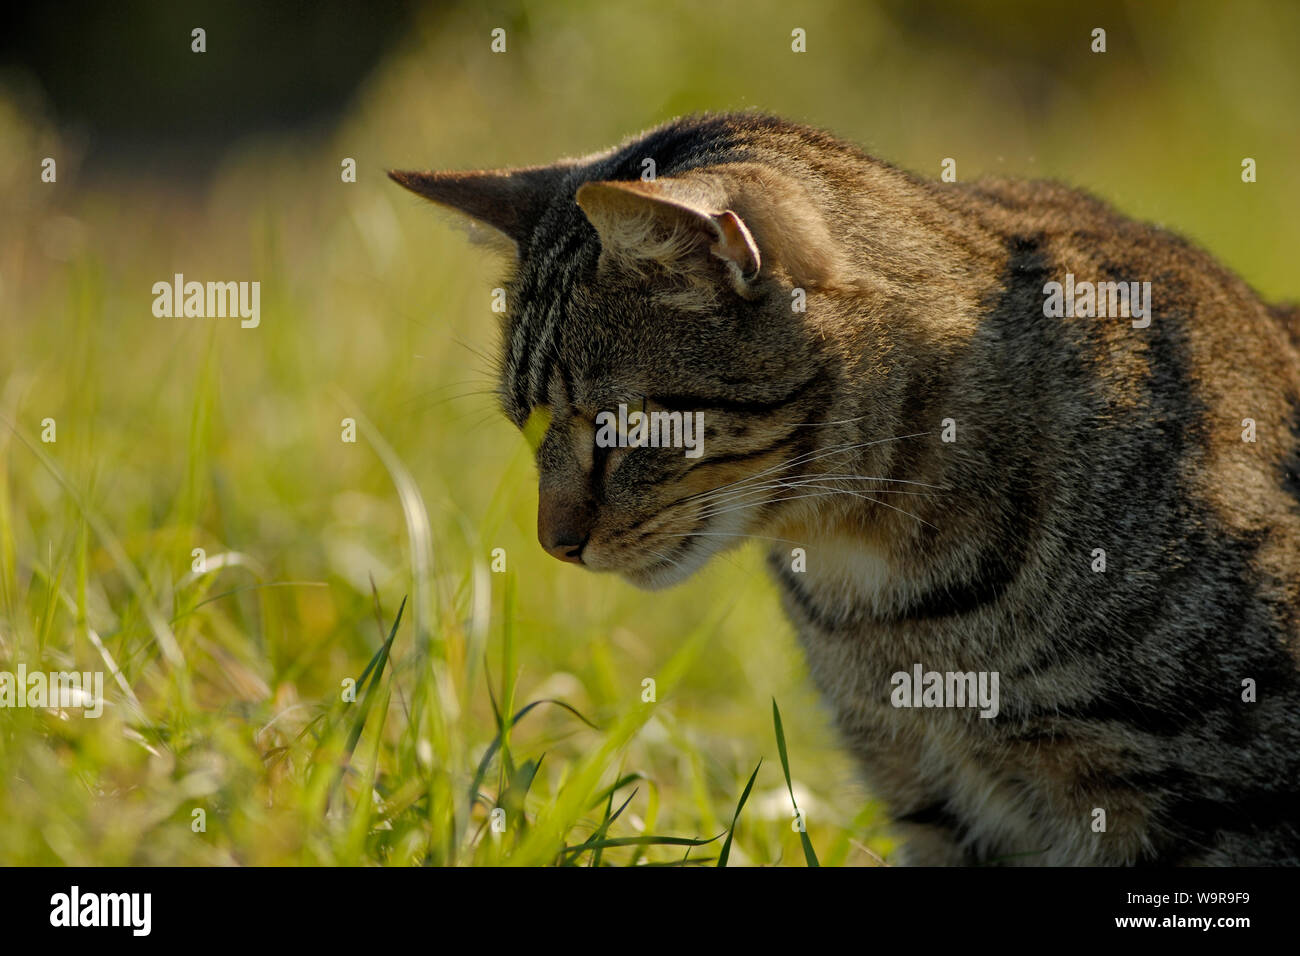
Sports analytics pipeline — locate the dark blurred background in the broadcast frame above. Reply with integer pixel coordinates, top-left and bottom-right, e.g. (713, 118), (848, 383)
(3, 0), (1166, 177)
(2, 0), (421, 174)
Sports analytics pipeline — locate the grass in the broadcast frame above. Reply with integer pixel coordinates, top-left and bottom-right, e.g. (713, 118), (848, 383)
(2, 0), (1295, 866)
(0, 367), (874, 864)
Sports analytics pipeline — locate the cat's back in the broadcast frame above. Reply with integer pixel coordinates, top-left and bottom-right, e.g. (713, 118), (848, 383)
(937, 173), (1300, 565)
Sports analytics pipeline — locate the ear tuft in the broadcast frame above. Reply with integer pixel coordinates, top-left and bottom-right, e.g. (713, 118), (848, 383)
(711, 210), (760, 281)
(575, 179), (761, 295)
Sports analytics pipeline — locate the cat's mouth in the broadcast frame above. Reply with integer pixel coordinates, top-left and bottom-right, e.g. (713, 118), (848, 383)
(578, 508), (755, 590)
(540, 463), (775, 589)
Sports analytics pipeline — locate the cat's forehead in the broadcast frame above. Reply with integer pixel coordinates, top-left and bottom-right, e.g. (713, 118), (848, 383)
(500, 264), (704, 427)
(497, 174), (756, 420)
(499, 218), (607, 420)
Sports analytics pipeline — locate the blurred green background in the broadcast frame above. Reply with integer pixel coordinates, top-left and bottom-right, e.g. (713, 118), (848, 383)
(0, 0), (1296, 865)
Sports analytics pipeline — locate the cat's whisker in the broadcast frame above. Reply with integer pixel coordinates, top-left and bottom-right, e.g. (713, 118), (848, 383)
(687, 479), (805, 508)
(411, 389), (502, 412)
(642, 547), (689, 574)
(776, 482), (938, 497)
(688, 486), (935, 527)
(400, 377), (500, 407)
(653, 531), (807, 546)
(452, 335), (500, 372)
(679, 440), (876, 504)
(639, 536), (759, 580)
(681, 432), (933, 504)
(699, 488), (939, 531)
(839, 493), (939, 531)
(689, 473), (943, 513)
(687, 471), (927, 515)
(697, 471), (941, 502)
(697, 489), (866, 521)
(785, 413), (876, 428)
(799, 473), (948, 490)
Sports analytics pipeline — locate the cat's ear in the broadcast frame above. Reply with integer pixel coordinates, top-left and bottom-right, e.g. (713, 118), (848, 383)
(387, 165), (566, 252)
(574, 179), (761, 296)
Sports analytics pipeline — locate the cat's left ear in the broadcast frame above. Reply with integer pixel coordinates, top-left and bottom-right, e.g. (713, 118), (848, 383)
(387, 164), (568, 252)
(575, 179), (762, 296)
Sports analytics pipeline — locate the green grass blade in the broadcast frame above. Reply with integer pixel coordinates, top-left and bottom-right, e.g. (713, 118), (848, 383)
(561, 833), (721, 857)
(343, 596), (406, 761)
(718, 758), (762, 867)
(571, 786), (638, 867)
(772, 698), (819, 867)
(588, 773), (644, 810)
(467, 698), (599, 810)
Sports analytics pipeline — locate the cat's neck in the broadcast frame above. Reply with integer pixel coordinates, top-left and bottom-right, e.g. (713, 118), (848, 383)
(765, 373), (1008, 621)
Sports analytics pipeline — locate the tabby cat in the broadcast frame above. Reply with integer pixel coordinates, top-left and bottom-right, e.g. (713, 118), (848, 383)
(390, 112), (1300, 865)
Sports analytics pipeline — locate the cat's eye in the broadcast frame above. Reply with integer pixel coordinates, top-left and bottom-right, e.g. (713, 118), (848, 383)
(598, 444), (630, 484)
(591, 397), (647, 485)
(591, 418), (620, 480)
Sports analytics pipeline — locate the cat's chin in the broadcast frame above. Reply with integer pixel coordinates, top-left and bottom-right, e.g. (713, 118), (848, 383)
(618, 551), (707, 591)
(619, 563), (691, 591)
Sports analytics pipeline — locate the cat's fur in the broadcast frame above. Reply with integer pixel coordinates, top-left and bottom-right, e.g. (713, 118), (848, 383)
(391, 112), (1300, 865)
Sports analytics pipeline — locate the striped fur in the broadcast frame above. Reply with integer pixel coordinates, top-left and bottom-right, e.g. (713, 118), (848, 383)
(391, 112), (1300, 865)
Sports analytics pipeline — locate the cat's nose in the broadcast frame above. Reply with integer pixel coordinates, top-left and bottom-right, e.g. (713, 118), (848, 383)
(538, 490), (594, 565)
(543, 532), (587, 564)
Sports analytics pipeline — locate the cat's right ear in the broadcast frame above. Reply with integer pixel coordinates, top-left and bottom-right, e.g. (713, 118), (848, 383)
(387, 165), (566, 253)
(574, 179), (762, 298)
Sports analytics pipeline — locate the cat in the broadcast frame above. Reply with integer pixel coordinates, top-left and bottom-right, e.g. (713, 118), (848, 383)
(390, 112), (1300, 865)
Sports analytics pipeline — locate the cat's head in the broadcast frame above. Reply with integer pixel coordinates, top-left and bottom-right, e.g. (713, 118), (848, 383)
(390, 119), (863, 589)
